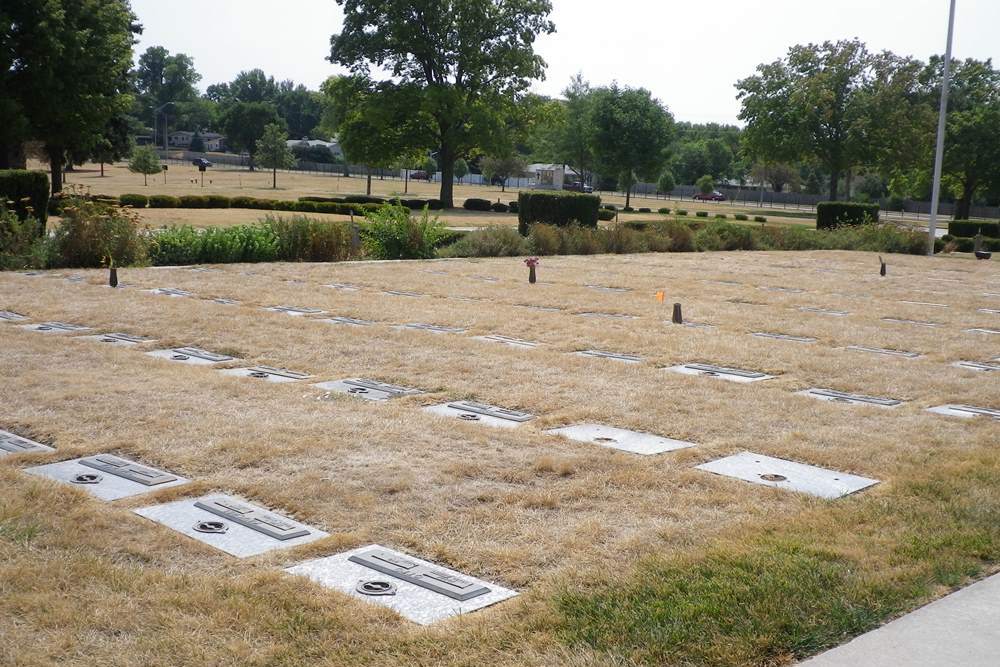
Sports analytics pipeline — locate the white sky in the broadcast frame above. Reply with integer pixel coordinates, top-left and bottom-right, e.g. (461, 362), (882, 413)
(132, 0), (999, 125)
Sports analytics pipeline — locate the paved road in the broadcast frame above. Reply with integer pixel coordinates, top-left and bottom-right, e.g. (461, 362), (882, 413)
(800, 572), (1000, 666)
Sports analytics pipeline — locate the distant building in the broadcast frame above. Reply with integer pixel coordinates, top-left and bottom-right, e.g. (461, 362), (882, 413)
(526, 163), (565, 190)
(168, 131), (225, 152)
(286, 138), (344, 161)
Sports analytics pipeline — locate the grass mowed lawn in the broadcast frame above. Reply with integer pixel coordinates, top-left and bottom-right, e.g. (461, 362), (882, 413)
(1, 250), (997, 665)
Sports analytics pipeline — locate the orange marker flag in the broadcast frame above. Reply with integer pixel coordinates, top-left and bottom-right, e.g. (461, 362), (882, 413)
(655, 291), (665, 303)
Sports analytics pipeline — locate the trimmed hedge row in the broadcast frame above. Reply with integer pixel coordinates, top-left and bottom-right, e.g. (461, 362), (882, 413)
(942, 235), (1000, 252)
(817, 202), (880, 229)
(598, 210), (615, 221)
(117, 193), (392, 216)
(948, 221), (999, 238)
(0, 169), (50, 228)
(517, 191), (600, 235)
(464, 198), (492, 211)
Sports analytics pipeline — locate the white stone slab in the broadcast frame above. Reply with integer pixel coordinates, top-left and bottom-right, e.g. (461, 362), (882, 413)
(882, 318), (941, 328)
(318, 316), (374, 327)
(900, 300), (949, 308)
(845, 345), (922, 359)
(471, 275), (500, 283)
(20, 321), (92, 335)
(965, 328), (1000, 335)
(473, 334), (540, 349)
(752, 332), (816, 344)
(148, 287), (193, 298)
(952, 361), (1000, 372)
(323, 282), (361, 291)
(396, 323), (466, 334)
(0, 430), (54, 455)
(978, 308), (1000, 315)
(926, 404), (1000, 420)
(578, 312), (639, 320)
(0, 310), (28, 322)
(586, 285), (630, 293)
(134, 494), (328, 558)
(211, 297), (239, 305)
(797, 388), (903, 408)
(670, 321), (717, 330)
(759, 286), (805, 293)
(575, 350), (643, 364)
(284, 544), (518, 625)
(146, 347), (235, 366)
(516, 304), (561, 312)
(423, 401), (534, 429)
(314, 378), (423, 401)
(25, 455), (188, 500)
(264, 305), (326, 317)
(799, 307), (849, 317)
(81, 332), (155, 347)
(547, 424), (695, 456)
(667, 363), (774, 383)
(695, 452), (879, 499)
(382, 290), (424, 298)
(220, 366), (312, 383)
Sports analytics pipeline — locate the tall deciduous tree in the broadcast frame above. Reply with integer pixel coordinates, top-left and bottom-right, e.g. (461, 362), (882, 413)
(481, 154), (527, 192)
(255, 123), (295, 189)
(590, 84), (674, 208)
(737, 39), (926, 201)
(7, 0), (139, 193)
(221, 101), (282, 170)
(328, 0), (555, 208)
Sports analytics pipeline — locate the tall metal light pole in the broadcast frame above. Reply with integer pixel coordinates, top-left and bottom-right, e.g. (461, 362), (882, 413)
(927, 0), (957, 255)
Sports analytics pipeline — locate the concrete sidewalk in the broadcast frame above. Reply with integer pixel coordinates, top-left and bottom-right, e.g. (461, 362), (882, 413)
(801, 572), (1000, 666)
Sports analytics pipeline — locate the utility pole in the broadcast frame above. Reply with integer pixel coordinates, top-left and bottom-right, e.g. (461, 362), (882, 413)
(928, 0), (957, 255)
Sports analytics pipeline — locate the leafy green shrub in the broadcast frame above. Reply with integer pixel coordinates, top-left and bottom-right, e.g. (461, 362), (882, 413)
(622, 206), (635, 213)
(658, 208), (671, 214)
(0, 169), (50, 229)
(230, 196), (271, 209)
(754, 216), (768, 223)
(816, 201), (880, 229)
(344, 194), (385, 204)
(659, 219), (694, 252)
(264, 215), (356, 261)
(948, 221), (999, 238)
(119, 194), (149, 208)
(517, 191), (600, 235)
(149, 224), (280, 264)
(598, 210), (616, 221)
(946, 235), (1000, 252)
(463, 198), (492, 211)
(360, 204), (446, 259)
(299, 196), (347, 204)
(426, 199), (444, 210)
(508, 201), (519, 213)
(49, 198), (146, 267)
(715, 213), (727, 219)
(638, 207), (652, 213)
(696, 211), (709, 218)
(603, 223), (649, 254)
(677, 209), (688, 216)
(734, 213), (748, 221)
(0, 205), (50, 269)
(438, 226), (529, 257)
(491, 202), (509, 213)
(205, 195), (231, 208)
(693, 219), (756, 251)
(624, 221), (650, 231)
(602, 204), (617, 211)
(149, 195), (181, 208)
(178, 195), (209, 208)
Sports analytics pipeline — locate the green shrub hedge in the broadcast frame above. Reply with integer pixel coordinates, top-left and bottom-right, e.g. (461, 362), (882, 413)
(658, 208), (671, 214)
(948, 221), (999, 238)
(149, 195), (181, 208)
(508, 201), (519, 213)
(463, 198), (492, 211)
(119, 194), (149, 208)
(622, 206), (635, 213)
(677, 209), (688, 216)
(754, 215), (768, 223)
(0, 169), (50, 229)
(491, 202), (509, 213)
(942, 235), (1000, 252)
(817, 202), (880, 229)
(598, 210), (616, 221)
(715, 213), (727, 219)
(734, 213), (748, 221)
(638, 207), (652, 213)
(517, 191), (600, 235)
(696, 211), (709, 218)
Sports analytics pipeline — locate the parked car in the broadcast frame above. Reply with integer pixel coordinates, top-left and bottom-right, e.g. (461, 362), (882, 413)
(192, 158), (212, 168)
(409, 170), (431, 181)
(563, 181), (594, 193)
(693, 190), (725, 201)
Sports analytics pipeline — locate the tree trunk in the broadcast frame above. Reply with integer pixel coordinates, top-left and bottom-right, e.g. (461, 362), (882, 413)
(46, 145), (63, 195)
(438, 146), (455, 208)
(828, 170), (840, 202)
(954, 180), (977, 220)
(404, 170), (409, 194)
(100, 162), (105, 177)
(366, 169), (372, 196)
(625, 185), (631, 209)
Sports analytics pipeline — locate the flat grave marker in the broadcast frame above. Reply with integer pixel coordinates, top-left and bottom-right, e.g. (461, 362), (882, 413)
(285, 544), (517, 625)
(797, 388), (903, 408)
(134, 493), (328, 558)
(471, 275), (500, 283)
(799, 306), (850, 317)
(978, 308), (1000, 315)
(314, 378), (423, 402)
(396, 323), (467, 334)
(147, 346), (235, 366)
(547, 424), (695, 456)
(752, 332), (817, 344)
(882, 318), (941, 328)
(667, 363), (774, 383)
(26, 454), (188, 500)
(926, 404), (1000, 421)
(424, 401), (535, 429)
(264, 306), (326, 317)
(900, 300), (950, 308)
(759, 286), (805, 294)
(695, 452), (879, 499)
(324, 282), (361, 292)
(965, 328), (1000, 335)
(317, 316), (374, 327)
(952, 361), (1000, 373)
(586, 285), (631, 293)
(148, 288), (194, 298)
(845, 345), (922, 359)
(575, 350), (643, 364)
(21, 321), (92, 335)
(516, 304), (562, 312)
(220, 366), (312, 383)
(0, 430), (54, 456)
(474, 334), (540, 349)
(0, 310), (28, 322)
(578, 312), (639, 320)
(382, 290), (425, 298)
(211, 298), (239, 306)
(81, 332), (155, 347)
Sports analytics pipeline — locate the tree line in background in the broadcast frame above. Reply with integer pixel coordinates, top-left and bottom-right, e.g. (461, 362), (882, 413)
(1, 1), (998, 216)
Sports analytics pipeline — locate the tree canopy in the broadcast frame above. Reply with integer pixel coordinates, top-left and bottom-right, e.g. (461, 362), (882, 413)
(221, 102), (282, 169)
(328, 0), (555, 207)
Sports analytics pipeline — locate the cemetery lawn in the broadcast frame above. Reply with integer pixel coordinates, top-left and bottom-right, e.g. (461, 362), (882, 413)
(1, 249), (997, 666)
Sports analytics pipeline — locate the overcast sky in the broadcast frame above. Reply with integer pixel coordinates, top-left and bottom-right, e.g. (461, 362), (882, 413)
(132, 0), (999, 125)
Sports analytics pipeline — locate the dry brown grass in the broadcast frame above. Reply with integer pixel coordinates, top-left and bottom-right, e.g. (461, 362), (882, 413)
(1, 249), (997, 665)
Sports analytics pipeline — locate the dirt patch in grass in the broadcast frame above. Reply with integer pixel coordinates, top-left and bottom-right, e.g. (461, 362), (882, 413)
(1, 249), (996, 665)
